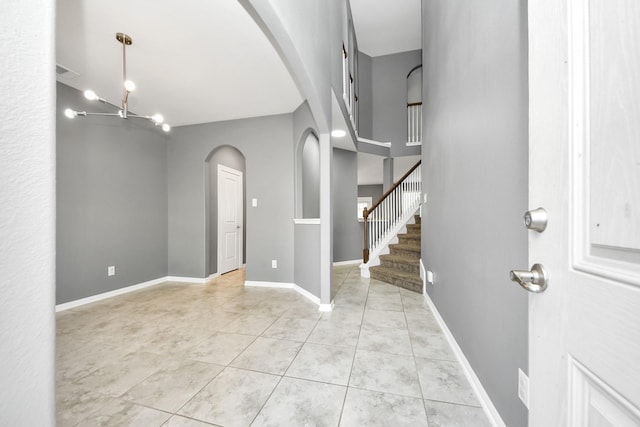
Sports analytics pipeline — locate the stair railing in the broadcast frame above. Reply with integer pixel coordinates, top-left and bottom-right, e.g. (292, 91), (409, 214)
(363, 160), (421, 264)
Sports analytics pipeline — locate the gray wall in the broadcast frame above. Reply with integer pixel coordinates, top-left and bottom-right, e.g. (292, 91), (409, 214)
(205, 146), (246, 276)
(358, 184), (383, 202)
(168, 114), (295, 283)
(0, 1), (55, 422)
(293, 101), (319, 218)
(294, 223), (321, 297)
(358, 184), (383, 238)
(57, 83), (169, 304)
(243, 0), (332, 131)
(333, 148), (361, 262)
(421, 1), (529, 426)
(371, 50), (423, 157)
(357, 52), (373, 139)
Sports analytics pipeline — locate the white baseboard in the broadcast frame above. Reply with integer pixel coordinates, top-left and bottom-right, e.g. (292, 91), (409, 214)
(57, 276), (332, 314)
(422, 291), (506, 427)
(55, 277), (168, 312)
(244, 280), (330, 310)
(318, 302), (335, 312)
(420, 259), (426, 294)
(166, 276), (207, 284)
(244, 280), (295, 289)
(333, 259), (362, 266)
(293, 284), (321, 305)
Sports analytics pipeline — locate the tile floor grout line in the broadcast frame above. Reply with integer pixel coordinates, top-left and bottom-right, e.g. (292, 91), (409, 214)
(337, 263), (370, 426)
(57, 266), (489, 426)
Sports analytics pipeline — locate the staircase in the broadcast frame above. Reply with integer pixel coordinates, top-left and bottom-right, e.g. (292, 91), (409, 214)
(370, 215), (422, 293)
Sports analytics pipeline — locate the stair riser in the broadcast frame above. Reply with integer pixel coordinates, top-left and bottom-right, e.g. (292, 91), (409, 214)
(399, 235), (420, 245)
(389, 247), (420, 259)
(370, 270), (422, 293)
(380, 260), (420, 274)
(406, 224), (421, 233)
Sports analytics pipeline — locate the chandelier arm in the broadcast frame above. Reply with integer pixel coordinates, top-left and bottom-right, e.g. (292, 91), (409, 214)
(80, 112), (122, 117)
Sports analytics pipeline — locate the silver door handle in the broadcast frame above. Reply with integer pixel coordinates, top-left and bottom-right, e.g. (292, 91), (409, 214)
(523, 207), (548, 232)
(510, 264), (548, 293)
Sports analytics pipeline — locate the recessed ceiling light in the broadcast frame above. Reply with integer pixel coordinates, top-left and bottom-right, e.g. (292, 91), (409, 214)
(331, 129), (346, 138)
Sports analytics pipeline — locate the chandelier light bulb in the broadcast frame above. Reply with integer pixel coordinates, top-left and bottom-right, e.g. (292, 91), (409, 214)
(64, 108), (77, 119)
(84, 89), (98, 101)
(124, 80), (136, 92)
(161, 123), (171, 132)
(151, 114), (164, 124)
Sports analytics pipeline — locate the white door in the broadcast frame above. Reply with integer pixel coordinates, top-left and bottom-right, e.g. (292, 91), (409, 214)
(218, 165), (243, 275)
(527, 0), (640, 425)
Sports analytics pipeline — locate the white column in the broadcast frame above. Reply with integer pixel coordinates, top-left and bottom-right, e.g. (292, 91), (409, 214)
(319, 132), (333, 310)
(0, 0), (56, 425)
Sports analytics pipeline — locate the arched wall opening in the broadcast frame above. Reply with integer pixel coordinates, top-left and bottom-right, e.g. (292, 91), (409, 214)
(204, 145), (246, 277)
(295, 129), (320, 219)
(407, 64), (423, 104)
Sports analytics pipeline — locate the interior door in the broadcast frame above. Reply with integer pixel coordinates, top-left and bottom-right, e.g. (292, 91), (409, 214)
(218, 165), (243, 275)
(527, 0), (640, 425)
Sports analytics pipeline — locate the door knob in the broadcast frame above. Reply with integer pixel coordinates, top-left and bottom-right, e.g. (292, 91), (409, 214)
(510, 263), (548, 293)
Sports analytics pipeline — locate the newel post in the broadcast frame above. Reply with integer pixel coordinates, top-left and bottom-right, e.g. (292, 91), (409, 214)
(363, 207), (369, 263)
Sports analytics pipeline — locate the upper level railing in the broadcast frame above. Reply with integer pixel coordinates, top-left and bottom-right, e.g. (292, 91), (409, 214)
(362, 161), (422, 263)
(407, 102), (422, 145)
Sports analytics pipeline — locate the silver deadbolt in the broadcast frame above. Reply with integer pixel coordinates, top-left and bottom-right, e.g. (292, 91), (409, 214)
(524, 207), (548, 232)
(510, 264), (548, 293)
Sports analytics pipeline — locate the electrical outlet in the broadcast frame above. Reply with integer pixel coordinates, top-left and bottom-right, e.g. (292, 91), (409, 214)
(518, 368), (529, 408)
(252, 198), (258, 207)
(426, 270), (434, 284)
(272, 260), (277, 269)
(107, 265), (115, 276)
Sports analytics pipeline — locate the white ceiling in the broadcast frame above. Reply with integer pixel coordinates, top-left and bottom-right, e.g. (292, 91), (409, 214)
(56, 1), (420, 182)
(56, 0), (303, 127)
(349, 0), (422, 57)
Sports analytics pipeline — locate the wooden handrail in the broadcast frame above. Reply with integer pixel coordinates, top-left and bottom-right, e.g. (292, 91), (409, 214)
(365, 160), (421, 217)
(362, 160), (421, 263)
(407, 102), (423, 107)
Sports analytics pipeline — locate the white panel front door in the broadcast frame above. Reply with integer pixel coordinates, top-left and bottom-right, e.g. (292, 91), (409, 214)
(528, 0), (640, 425)
(218, 165), (243, 275)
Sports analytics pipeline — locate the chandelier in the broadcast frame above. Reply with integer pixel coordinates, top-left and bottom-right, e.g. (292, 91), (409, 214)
(64, 32), (170, 132)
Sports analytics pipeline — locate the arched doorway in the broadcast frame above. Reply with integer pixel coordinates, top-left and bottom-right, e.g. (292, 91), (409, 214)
(205, 146), (246, 277)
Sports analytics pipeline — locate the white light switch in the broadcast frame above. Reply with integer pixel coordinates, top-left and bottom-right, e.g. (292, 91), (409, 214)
(252, 198), (258, 207)
(272, 260), (277, 268)
(518, 369), (529, 408)
(108, 266), (115, 276)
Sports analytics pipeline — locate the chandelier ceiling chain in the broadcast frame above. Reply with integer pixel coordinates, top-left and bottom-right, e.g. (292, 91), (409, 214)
(64, 32), (170, 132)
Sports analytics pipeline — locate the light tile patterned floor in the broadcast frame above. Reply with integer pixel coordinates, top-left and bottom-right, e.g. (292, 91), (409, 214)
(56, 265), (492, 426)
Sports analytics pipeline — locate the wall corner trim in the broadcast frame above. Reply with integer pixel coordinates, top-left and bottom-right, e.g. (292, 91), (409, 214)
(422, 292), (507, 427)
